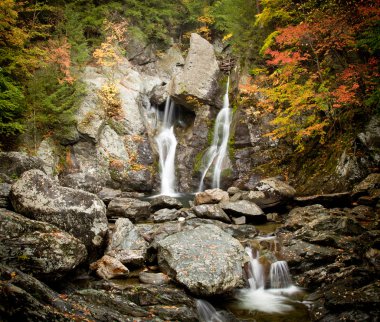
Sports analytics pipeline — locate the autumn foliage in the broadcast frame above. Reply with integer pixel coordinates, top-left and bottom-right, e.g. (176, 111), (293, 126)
(239, 0), (380, 151)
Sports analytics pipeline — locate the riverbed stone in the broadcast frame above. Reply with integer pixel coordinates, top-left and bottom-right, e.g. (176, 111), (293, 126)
(294, 192), (351, 208)
(139, 271), (171, 285)
(150, 195), (183, 211)
(157, 224), (244, 295)
(10, 169), (108, 258)
(106, 218), (148, 266)
(90, 255), (129, 280)
(0, 209), (87, 281)
(107, 197), (151, 222)
(97, 187), (122, 205)
(192, 204), (231, 223)
(151, 208), (179, 223)
(220, 200), (266, 224)
(352, 173), (380, 199)
(194, 188), (229, 205)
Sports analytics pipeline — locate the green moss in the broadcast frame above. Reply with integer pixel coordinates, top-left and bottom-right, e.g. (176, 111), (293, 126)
(194, 150), (206, 173)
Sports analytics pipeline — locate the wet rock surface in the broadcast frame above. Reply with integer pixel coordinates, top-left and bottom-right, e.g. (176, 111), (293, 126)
(278, 203), (380, 321)
(220, 200), (266, 224)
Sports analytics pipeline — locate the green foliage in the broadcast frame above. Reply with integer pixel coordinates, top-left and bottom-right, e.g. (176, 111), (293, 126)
(26, 66), (85, 142)
(0, 72), (25, 137)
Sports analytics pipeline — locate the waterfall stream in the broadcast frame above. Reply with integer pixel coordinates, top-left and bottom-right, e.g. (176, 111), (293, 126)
(155, 97), (178, 196)
(198, 78), (232, 191)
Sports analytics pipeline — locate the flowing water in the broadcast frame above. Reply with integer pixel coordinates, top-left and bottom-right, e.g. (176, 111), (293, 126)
(155, 97), (178, 196)
(199, 78), (232, 191)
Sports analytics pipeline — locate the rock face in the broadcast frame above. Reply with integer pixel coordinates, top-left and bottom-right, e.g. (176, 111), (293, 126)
(106, 218), (148, 266)
(278, 204), (380, 321)
(157, 224), (244, 295)
(220, 200), (266, 224)
(10, 169), (108, 257)
(172, 33), (220, 108)
(107, 197), (151, 222)
(0, 209), (86, 281)
(0, 152), (45, 183)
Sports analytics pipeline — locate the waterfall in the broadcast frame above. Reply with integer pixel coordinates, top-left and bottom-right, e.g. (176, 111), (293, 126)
(238, 246), (301, 314)
(198, 78), (232, 191)
(155, 97), (178, 196)
(196, 300), (227, 322)
(270, 261), (293, 289)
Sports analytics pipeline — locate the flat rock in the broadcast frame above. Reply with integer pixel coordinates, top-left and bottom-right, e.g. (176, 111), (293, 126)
(90, 255), (129, 280)
(97, 187), (122, 205)
(157, 224), (244, 295)
(10, 169), (108, 258)
(139, 272), (171, 285)
(220, 200), (266, 224)
(194, 188), (229, 205)
(192, 204), (231, 223)
(294, 192), (351, 208)
(150, 195), (183, 211)
(0, 209), (87, 281)
(107, 197), (151, 222)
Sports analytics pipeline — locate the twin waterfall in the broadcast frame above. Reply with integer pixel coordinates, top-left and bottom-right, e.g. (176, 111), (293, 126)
(155, 97), (178, 196)
(155, 78), (232, 195)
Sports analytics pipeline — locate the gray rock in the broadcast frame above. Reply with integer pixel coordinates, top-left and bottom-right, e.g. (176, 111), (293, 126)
(106, 218), (148, 266)
(36, 138), (59, 177)
(97, 187), (122, 205)
(150, 195), (183, 211)
(0, 209), (87, 281)
(227, 187), (241, 196)
(120, 169), (154, 192)
(0, 152), (45, 183)
(194, 188), (229, 205)
(151, 208), (179, 223)
(157, 224), (244, 295)
(220, 200), (266, 224)
(357, 114), (380, 164)
(0, 183), (11, 208)
(172, 34), (220, 108)
(10, 169), (108, 257)
(192, 204), (231, 223)
(253, 177), (296, 208)
(107, 197), (151, 222)
(89, 255), (129, 280)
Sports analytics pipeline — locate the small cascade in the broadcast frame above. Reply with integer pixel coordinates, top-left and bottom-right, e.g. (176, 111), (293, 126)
(270, 260), (293, 289)
(238, 246), (302, 314)
(198, 78), (232, 191)
(155, 97), (178, 196)
(196, 300), (227, 322)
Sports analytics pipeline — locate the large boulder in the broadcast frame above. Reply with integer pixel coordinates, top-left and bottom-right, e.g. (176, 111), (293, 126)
(172, 33), (220, 108)
(157, 224), (244, 295)
(194, 188), (229, 205)
(107, 197), (151, 222)
(10, 169), (108, 257)
(0, 209), (87, 281)
(252, 177), (296, 209)
(0, 152), (45, 183)
(220, 200), (266, 224)
(150, 195), (183, 211)
(106, 218), (148, 266)
(192, 204), (231, 223)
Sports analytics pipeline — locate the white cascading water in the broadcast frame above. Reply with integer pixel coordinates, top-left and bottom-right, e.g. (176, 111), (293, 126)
(198, 78), (232, 191)
(155, 97), (178, 196)
(196, 299), (227, 322)
(239, 246), (301, 314)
